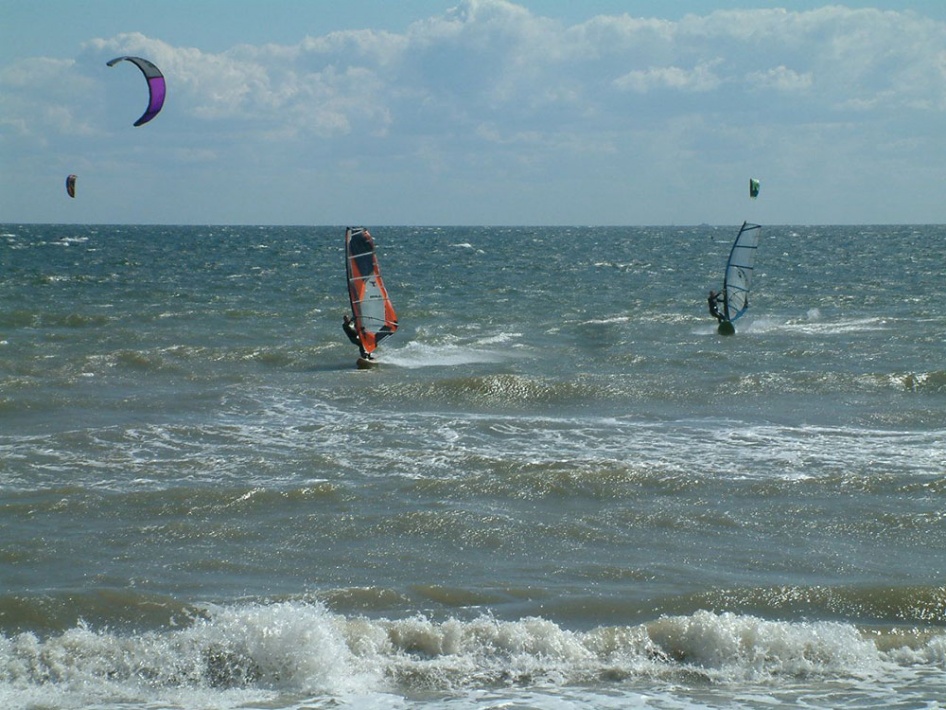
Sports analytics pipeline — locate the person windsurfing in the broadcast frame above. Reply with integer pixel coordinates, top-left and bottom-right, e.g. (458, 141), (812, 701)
(708, 290), (725, 323)
(342, 313), (369, 359)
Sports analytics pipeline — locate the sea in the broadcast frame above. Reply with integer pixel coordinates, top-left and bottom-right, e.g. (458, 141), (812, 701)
(1, 223), (944, 709)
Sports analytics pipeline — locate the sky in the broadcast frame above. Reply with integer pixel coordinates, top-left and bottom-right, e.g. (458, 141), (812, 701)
(2, 0), (946, 226)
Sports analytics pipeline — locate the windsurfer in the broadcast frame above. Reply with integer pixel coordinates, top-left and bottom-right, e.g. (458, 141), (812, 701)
(343, 314), (369, 359)
(708, 290), (725, 323)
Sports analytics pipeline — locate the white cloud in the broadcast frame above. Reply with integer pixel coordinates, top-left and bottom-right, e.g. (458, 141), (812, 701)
(614, 60), (723, 93)
(31, 4), (942, 135)
(2, 1), (946, 224)
(746, 65), (813, 93)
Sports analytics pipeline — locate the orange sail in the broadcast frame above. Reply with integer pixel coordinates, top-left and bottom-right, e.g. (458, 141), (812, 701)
(345, 227), (398, 355)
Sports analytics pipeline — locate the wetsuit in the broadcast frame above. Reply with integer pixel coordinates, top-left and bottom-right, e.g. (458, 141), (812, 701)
(708, 293), (724, 323)
(343, 318), (368, 358)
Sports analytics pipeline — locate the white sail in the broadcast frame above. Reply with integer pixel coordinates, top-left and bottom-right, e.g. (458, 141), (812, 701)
(722, 221), (761, 322)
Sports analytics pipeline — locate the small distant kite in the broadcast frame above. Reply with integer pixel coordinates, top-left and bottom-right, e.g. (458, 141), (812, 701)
(749, 178), (760, 199)
(106, 56), (166, 126)
(66, 174), (77, 198)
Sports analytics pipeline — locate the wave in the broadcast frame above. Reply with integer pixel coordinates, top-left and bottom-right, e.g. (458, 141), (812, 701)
(901, 369), (946, 393)
(682, 584), (946, 625)
(1, 600), (944, 709)
(375, 373), (600, 410)
(0, 310), (113, 329)
(773, 315), (889, 336)
(0, 344), (344, 391)
(378, 341), (515, 370)
(724, 368), (946, 399)
(691, 309), (905, 338)
(3, 403), (942, 493)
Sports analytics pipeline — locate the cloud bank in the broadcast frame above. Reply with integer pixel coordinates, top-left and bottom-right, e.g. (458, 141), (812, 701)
(2, 0), (945, 224)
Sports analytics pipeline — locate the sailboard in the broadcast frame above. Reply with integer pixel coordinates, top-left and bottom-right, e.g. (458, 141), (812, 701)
(345, 227), (398, 365)
(718, 221), (761, 335)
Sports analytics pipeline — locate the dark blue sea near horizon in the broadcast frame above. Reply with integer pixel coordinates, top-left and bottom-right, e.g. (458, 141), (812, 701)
(1, 223), (944, 709)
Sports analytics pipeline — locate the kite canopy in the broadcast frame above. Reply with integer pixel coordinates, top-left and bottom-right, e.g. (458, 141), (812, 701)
(106, 56), (166, 126)
(66, 174), (77, 198)
(749, 178), (760, 199)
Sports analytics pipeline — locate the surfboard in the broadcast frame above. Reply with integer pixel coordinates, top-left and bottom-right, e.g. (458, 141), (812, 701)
(356, 357), (377, 370)
(717, 320), (736, 336)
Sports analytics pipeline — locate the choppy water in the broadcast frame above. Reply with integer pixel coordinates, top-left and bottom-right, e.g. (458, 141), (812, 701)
(1, 223), (944, 709)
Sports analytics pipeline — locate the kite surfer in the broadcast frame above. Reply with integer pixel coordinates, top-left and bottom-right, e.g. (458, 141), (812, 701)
(707, 290), (725, 323)
(343, 314), (369, 359)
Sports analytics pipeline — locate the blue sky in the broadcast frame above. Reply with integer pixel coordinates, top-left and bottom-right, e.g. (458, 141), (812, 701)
(2, 0), (945, 225)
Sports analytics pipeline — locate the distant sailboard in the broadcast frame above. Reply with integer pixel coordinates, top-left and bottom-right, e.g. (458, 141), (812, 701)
(717, 221), (761, 335)
(106, 56), (166, 127)
(345, 227), (398, 366)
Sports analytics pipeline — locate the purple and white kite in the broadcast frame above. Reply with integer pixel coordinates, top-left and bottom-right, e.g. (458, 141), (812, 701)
(106, 56), (166, 127)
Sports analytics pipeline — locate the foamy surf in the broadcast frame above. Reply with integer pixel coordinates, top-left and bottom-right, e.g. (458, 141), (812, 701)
(2, 602), (943, 709)
(783, 315), (890, 335)
(376, 341), (519, 369)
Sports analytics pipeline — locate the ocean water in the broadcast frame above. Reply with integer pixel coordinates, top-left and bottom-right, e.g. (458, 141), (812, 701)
(1, 223), (944, 709)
